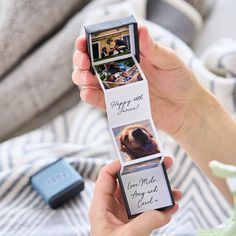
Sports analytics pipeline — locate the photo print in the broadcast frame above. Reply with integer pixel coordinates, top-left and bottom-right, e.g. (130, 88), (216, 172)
(91, 25), (132, 62)
(122, 158), (161, 175)
(112, 119), (161, 163)
(94, 57), (143, 89)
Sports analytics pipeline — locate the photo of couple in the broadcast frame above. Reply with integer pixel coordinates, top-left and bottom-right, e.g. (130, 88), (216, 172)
(91, 25), (131, 62)
(95, 58), (143, 89)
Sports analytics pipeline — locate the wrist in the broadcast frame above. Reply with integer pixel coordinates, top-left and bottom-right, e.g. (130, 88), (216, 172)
(171, 83), (236, 203)
(172, 84), (219, 142)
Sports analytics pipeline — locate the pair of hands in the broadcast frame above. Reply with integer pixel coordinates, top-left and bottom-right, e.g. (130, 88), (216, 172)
(89, 158), (181, 236)
(72, 26), (203, 235)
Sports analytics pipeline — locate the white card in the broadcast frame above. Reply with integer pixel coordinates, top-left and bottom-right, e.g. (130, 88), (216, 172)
(119, 164), (173, 216)
(85, 16), (174, 217)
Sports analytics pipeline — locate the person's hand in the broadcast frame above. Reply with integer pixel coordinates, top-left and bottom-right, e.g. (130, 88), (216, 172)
(72, 25), (236, 203)
(89, 157), (182, 236)
(72, 26), (204, 137)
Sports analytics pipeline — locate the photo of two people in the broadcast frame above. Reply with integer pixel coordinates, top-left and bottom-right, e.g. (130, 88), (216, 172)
(95, 58), (143, 89)
(91, 25), (131, 62)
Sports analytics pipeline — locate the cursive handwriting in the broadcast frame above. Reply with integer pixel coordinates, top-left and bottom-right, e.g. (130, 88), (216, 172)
(127, 175), (159, 209)
(137, 196), (154, 208)
(110, 94), (143, 115)
(139, 176), (157, 187)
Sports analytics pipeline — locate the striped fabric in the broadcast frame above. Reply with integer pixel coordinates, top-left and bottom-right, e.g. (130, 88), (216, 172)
(0, 103), (114, 236)
(1, 1), (235, 235)
(0, 101), (232, 236)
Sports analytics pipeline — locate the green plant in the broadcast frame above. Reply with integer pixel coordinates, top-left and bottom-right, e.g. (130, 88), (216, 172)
(197, 161), (236, 236)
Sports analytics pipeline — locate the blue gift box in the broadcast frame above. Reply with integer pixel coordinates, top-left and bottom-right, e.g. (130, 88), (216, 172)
(31, 159), (84, 209)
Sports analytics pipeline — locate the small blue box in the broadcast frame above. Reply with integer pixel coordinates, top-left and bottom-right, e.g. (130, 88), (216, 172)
(31, 159), (84, 209)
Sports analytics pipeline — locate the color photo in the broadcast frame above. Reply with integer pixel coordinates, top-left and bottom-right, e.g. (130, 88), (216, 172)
(91, 25), (131, 62)
(94, 57), (143, 89)
(122, 158), (161, 175)
(112, 119), (161, 163)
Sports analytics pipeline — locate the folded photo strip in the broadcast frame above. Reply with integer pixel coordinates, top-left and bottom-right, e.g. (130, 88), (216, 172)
(85, 15), (174, 218)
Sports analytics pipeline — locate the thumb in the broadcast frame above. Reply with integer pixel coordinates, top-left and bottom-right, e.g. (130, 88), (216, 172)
(126, 210), (171, 236)
(139, 26), (180, 70)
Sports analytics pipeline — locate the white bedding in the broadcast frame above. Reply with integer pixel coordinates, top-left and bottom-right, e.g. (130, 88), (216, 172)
(0, 0), (235, 235)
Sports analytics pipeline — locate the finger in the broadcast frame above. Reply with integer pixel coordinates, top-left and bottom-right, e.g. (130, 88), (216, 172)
(160, 190), (182, 216)
(163, 156), (173, 170)
(162, 202), (179, 216)
(115, 184), (125, 205)
(140, 54), (156, 74)
(72, 68), (100, 88)
(172, 189), (182, 202)
(73, 51), (91, 70)
(93, 161), (121, 203)
(127, 210), (172, 235)
(139, 26), (179, 70)
(75, 35), (87, 53)
(80, 88), (106, 110)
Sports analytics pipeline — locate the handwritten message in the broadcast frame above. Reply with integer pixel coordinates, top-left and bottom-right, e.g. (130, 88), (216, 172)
(127, 176), (159, 208)
(110, 94), (143, 115)
(121, 166), (173, 215)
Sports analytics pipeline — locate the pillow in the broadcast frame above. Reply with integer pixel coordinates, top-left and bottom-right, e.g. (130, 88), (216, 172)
(146, 0), (203, 44)
(0, 0), (92, 141)
(184, 0), (216, 19)
(0, 0), (89, 79)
